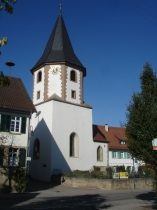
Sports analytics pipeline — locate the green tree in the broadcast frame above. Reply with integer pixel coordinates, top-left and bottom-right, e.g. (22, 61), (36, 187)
(0, 71), (10, 86)
(0, 0), (16, 86)
(0, 0), (16, 14)
(125, 62), (157, 207)
(125, 62), (157, 168)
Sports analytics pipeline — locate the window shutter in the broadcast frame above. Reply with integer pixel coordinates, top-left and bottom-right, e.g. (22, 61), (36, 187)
(0, 147), (4, 166)
(124, 152), (127, 159)
(21, 117), (26, 134)
(0, 115), (11, 132)
(19, 148), (26, 167)
(118, 151), (121, 159)
(112, 151), (114, 158)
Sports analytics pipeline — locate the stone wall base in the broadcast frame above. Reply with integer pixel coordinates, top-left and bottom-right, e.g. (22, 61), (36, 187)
(60, 177), (153, 190)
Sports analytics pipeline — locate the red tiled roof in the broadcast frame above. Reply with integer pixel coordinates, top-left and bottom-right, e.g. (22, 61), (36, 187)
(93, 124), (128, 150)
(0, 77), (36, 113)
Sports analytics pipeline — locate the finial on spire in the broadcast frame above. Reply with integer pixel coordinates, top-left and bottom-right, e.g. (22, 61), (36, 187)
(59, 0), (63, 14)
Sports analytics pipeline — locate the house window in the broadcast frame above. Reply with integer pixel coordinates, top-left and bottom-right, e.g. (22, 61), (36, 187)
(70, 70), (77, 82)
(33, 139), (40, 159)
(10, 116), (21, 133)
(97, 146), (103, 161)
(71, 90), (76, 99)
(70, 133), (78, 157)
(37, 91), (40, 100)
(0, 114), (26, 134)
(120, 152), (124, 159)
(37, 71), (42, 83)
(113, 151), (117, 158)
(0, 147), (26, 167)
(128, 153), (131, 159)
(9, 148), (18, 166)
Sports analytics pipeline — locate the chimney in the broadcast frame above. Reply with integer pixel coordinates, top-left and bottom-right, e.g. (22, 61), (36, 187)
(105, 124), (108, 132)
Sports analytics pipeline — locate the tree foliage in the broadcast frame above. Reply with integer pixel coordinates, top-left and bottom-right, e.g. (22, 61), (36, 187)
(0, 0), (16, 14)
(0, 0), (16, 84)
(125, 62), (157, 171)
(0, 71), (10, 86)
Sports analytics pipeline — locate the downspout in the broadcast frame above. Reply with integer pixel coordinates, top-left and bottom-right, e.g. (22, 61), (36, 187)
(26, 111), (32, 175)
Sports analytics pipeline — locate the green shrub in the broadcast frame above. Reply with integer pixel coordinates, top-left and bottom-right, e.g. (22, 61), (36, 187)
(13, 167), (28, 193)
(64, 169), (108, 179)
(116, 165), (125, 172)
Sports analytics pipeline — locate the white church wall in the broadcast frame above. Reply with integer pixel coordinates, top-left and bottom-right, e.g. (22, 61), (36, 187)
(33, 67), (45, 104)
(51, 100), (94, 173)
(66, 67), (81, 104)
(92, 142), (108, 168)
(48, 65), (62, 97)
(29, 102), (53, 181)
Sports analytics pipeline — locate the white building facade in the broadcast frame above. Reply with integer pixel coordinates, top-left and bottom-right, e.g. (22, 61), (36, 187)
(29, 14), (109, 181)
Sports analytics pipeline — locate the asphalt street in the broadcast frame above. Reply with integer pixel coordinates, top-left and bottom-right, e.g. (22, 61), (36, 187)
(0, 179), (155, 210)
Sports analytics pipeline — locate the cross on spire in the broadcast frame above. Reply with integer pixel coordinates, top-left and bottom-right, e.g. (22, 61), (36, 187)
(59, 0), (63, 14)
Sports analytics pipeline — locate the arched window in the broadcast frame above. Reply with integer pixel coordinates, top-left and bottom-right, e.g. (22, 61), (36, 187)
(70, 133), (78, 157)
(97, 146), (103, 161)
(37, 71), (42, 83)
(33, 139), (40, 159)
(70, 70), (77, 82)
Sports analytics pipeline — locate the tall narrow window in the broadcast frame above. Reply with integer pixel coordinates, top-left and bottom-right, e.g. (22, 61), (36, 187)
(9, 148), (18, 166)
(10, 116), (21, 133)
(70, 133), (78, 157)
(33, 139), (40, 159)
(71, 90), (76, 99)
(37, 71), (42, 83)
(120, 152), (124, 159)
(97, 146), (103, 161)
(37, 91), (40, 100)
(70, 70), (77, 82)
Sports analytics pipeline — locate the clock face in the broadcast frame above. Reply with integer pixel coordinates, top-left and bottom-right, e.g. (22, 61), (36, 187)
(52, 66), (59, 75)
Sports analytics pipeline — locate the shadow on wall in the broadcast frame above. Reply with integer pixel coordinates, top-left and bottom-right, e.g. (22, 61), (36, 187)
(29, 118), (71, 181)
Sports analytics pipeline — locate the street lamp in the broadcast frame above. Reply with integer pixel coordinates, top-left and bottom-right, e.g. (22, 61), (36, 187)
(5, 61), (15, 76)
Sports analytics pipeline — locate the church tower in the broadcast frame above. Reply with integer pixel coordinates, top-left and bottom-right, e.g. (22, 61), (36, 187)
(29, 13), (97, 182)
(31, 14), (86, 106)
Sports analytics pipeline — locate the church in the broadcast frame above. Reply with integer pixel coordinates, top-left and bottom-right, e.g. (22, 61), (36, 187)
(29, 12), (132, 182)
(29, 13), (109, 181)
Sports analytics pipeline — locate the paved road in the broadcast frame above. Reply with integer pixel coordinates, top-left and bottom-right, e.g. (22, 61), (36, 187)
(0, 180), (155, 209)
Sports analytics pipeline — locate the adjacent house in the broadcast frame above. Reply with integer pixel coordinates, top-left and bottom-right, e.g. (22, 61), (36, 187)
(0, 77), (36, 170)
(93, 124), (133, 171)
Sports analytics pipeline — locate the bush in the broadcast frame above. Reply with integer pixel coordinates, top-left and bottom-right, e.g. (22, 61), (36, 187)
(64, 169), (109, 179)
(13, 167), (28, 193)
(138, 165), (155, 178)
(116, 165), (126, 172)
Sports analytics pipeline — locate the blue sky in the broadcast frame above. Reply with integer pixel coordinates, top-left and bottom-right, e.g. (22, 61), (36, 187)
(0, 0), (157, 127)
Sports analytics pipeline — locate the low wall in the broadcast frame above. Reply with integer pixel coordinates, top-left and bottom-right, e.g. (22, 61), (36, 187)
(61, 177), (153, 190)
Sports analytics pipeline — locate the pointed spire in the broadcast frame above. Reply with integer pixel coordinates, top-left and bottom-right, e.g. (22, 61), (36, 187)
(31, 15), (86, 76)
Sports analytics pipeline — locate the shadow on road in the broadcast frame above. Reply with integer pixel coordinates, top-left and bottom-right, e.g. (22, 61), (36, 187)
(10, 194), (111, 209)
(28, 178), (58, 192)
(1, 179), (112, 209)
(136, 191), (156, 201)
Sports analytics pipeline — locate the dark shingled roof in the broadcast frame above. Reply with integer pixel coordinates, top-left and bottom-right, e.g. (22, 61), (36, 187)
(31, 14), (86, 76)
(0, 77), (36, 113)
